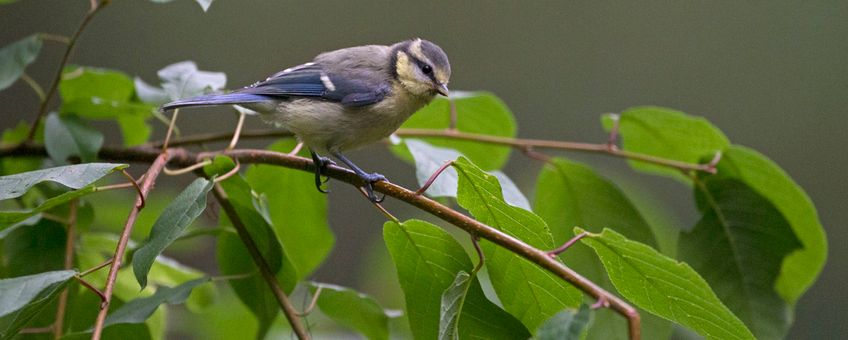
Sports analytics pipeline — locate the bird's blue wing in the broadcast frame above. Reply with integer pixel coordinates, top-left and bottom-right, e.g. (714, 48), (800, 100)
(238, 62), (390, 107)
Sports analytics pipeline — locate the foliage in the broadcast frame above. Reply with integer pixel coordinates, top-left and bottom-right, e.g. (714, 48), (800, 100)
(0, 3), (826, 339)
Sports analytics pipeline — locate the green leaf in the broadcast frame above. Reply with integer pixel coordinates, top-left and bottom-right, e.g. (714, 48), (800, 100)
(44, 113), (104, 164)
(438, 271), (472, 340)
(602, 107), (729, 181)
(714, 145), (826, 304)
(534, 157), (672, 339)
(99, 278), (210, 330)
(391, 91), (516, 170)
(206, 156), (297, 338)
(59, 66), (155, 146)
(0, 34), (42, 91)
(384, 219), (530, 340)
(680, 177), (801, 339)
(0, 218), (65, 278)
(2, 122), (42, 176)
(534, 305), (592, 340)
(308, 282), (394, 340)
(0, 163), (124, 201)
(0, 186), (97, 227)
(245, 140), (333, 281)
(0, 270), (75, 338)
(133, 178), (213, 289)
(579, 227), (755, 340)
(453, 157), (583, 329)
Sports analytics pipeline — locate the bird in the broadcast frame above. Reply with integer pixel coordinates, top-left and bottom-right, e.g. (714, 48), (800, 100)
(161, 39), (451, 202)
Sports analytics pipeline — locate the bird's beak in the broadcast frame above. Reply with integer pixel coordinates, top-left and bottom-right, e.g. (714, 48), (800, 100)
(435, 82), (449, 97)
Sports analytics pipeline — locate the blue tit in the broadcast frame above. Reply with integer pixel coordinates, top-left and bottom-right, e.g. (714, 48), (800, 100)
(162, 38), (451, 202)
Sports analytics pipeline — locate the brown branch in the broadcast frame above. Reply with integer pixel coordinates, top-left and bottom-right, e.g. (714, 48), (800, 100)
(147, 127), (712, 174)
(53, 199), (77, 339)
(91, 152), (169, 340)
(2, 144), (641, 339)
(25, 0), (109, 142)
(210, 184), (311, 339)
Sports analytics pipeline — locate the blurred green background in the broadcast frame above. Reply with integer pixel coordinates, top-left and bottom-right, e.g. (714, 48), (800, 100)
(1, 1), (845, 338)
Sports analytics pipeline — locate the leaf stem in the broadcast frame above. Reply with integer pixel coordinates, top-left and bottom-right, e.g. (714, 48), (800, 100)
(91, 151), (169, 340)
(20, 73), (46, 102)
(210, 183), (311, 339)
(25, 0), (109, 142)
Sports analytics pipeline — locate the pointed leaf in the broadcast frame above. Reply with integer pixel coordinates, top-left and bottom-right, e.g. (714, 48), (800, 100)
(534, 157), (671, 339)
(0, 186), (95, 227)
(0, 270), (75, 338)
(246, 140), (333, 281)
(44, 113), (104, 164)
(0, 34), (42, 91)
(308, 282), (394, 340)
(453, 157), (582, 329)
(156, 61), (226, 100)
(0, 163), (125, 200)
(438, 271), (472, 340)
(680, 177), (801, 339)
(99, 278), (210, 330)
(384, 219), (530, 340)
(602, 107), (729, 181)
(534, 305), (592, 340)
(715, 145), (826, 304)
(133, 178), (213, 289)
(391, 91), (516, 170)
(579, 227), (754, 340)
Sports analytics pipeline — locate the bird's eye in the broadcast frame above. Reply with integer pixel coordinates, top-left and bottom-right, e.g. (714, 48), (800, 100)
(421, 64), (433, 74)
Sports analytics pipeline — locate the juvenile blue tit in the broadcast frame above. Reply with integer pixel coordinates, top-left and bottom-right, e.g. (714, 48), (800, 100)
(162, 39), (451, 202)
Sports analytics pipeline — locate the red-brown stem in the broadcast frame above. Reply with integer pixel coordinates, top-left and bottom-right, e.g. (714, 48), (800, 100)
(211, 184), (311, 339)
(548, 231), (589, 257)
(79, 258), (113, 277)
(25, 0), (108, 142)
(53, 199), (77, 339)
(415, 160), (455, 195)
(91, 152), (169, 340)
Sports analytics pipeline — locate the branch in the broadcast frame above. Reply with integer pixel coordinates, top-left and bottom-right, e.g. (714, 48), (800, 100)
(147, 127), (713, 173)
(1, 143), (640, 338)
(210, 183), (311, 339)
(53, 199), (77, 339)
(25, 0), (109, 142)
(91, 152), (169, 340)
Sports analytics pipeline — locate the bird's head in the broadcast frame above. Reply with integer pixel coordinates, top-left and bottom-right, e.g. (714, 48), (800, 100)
(391, 39), (451, 98)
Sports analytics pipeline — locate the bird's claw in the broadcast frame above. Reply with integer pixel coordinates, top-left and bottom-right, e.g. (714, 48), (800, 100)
(311, 154), (335, 194)
(361, 172), (387, 203)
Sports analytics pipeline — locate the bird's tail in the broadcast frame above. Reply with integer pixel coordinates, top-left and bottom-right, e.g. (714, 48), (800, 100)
(161, 93), (272, 111)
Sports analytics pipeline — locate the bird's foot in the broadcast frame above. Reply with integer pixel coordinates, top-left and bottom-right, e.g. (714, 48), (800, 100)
(360, 172), (387, 203)
(311, 153), (336, 193)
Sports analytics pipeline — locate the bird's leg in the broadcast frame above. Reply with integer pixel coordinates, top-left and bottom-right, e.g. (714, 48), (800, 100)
(310, 150), (335, 193)
(331, 152), (386, 203)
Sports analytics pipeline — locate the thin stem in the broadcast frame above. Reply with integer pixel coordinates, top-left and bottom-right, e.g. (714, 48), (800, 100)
(120, 169), (145, 208)
(38, 33), (71, 45)
(359, 187), (399, 222)
(470, 236), (485, 274)
(296, 286), (323, 317)
(415, 160), (454, 195)
(91, 152), (169, 340)
(20, 73), (46, 102)
(53, 200), (77, 339)
(75, 276), (107, 305)
(162, 109), (179, 151)
(211, 184), (311, 340)
(547, 231), (588, 257)
(79, 258), (113, 277)
(227, 111), (246, 150)
(25, 0), (109, 142)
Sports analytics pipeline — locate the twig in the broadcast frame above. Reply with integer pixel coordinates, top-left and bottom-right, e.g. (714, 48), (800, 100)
(470, 236), (485, 274)
(359, 187), (399, 222)
(3, 144), (642, 340)
(20, 73), (46, 102)
(91, 152), (169, 340)
(227, 111), (246, 150)
(53, 200), (77, 339)
(25, 0), (109, 142)
(75, 275), (107, 306)
(79, 258), (113, 277)
(120, 169), (145, 208)
(547, 231), (588, 257)
(161, 109), (179, 151)
(146, 128), (711, 173)
(20, 326), (54, 334)
(38, 33), (71, 45)
(211, 184), (311, 340)
(296, 286), (323, 317)
(163, 159), (212, 176)
(415, 160), (454, 195)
